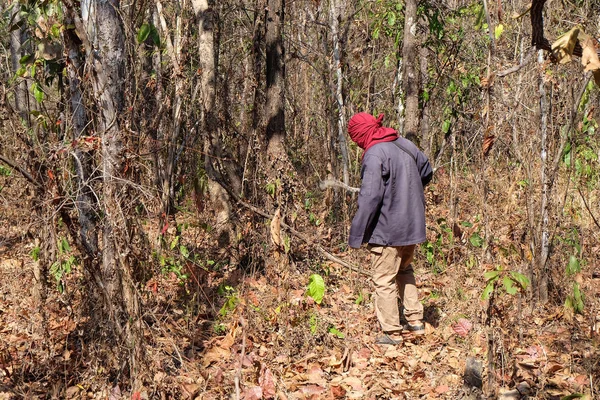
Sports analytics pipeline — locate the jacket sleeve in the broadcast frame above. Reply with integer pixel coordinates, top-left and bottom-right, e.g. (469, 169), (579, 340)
(417, 150), (433, 187)
(348, 154), (385, 248)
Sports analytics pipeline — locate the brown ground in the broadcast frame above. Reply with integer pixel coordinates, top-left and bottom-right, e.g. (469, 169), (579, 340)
(0, 172), (599, 399)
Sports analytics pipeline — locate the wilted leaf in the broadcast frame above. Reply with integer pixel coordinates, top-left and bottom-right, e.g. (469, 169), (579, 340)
(452, 318), (472, 337)
(259, 366), (276, 399)
(580, 33), (600, 72)
(551, 27), (580, 64)
(307, 274), (325, 304)
(483, 135), (496, 156)
(243, 386), (263, 400)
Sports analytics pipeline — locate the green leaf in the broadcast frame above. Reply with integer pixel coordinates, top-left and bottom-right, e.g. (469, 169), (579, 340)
(19, 54), (34, 65)
(137, 23), (151, 43)
(170, 235), (179, 250)
(503, 276), (518, 295)
(566, 255), (580, 276)
(387, 13), (396, 27)
(60, 237), (70, 254)
(494, 23), (504, 39)
(442, 120), (451, 134)
(469, 232), (484, 247)
(307, 274), (325, 304)
(509, 271), (530, 290)
(30, 246), (40, 261)
(481, 280), (494, 300)
(32, 82), (44, 103)
(484, 270), (500, 281)
(179, 245), (189, 258)
(328, 326), (345, 338)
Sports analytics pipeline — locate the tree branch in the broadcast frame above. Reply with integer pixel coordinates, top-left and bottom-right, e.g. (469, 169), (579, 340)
(0, 154), (42, 188)
(497, 48), (536, 77)
(235, 196), (371, 277)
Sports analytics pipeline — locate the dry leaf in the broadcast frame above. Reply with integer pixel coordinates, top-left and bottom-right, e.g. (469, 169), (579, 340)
(243, 386), (263, 400)
(202, 345), (230, 367)
(435, 385), (450, 394)
(483, 135), (496, 157)
(270, 208), (282, 247)
(580, 33), (600, 72)
(259, 365), (276, 399)
(452, 318), (473, 337)
(551, 27), (580, 64)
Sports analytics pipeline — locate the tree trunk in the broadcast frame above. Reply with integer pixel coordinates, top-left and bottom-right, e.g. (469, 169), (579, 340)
(537, 49), (550, 303)
(329, 0), (349, 186)
(401, 0), (419, 144)
(9, 2), (31, 124)
(86, 0), (144, 379)
(264, 0), (286, 170)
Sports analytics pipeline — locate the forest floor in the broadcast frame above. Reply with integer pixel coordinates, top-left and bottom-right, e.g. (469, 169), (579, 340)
(0, 173), (599, 399)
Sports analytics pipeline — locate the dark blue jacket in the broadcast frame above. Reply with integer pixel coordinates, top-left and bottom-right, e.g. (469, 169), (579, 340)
(348, 138), (432, 249)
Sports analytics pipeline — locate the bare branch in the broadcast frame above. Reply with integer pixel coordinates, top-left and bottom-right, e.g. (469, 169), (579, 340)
(319, 179), (359, 193)
(0, 154), (42, 188)
(497, 48), (536, 77)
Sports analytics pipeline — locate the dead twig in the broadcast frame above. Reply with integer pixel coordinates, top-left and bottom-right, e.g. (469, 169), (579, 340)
(577, 186), (600, 230)
(235, 197), (371, 277)
(319, 179), (359, 193)
(497, 48), (536, 77)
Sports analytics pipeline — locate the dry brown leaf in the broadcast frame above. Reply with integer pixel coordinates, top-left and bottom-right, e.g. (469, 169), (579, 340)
(579, 32), (600, 81)
(202, 345), (230, 367)
(452, 318), (473, 337)
(259, 365), (276, 399)
(551, 27), (580, 64)
(242, 386), (263, 400)
(330, 385), (347, 399)
(483, 135), (496, 157)
(270, 208), (282, 247)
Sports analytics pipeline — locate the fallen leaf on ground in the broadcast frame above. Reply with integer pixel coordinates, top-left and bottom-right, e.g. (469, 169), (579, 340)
(259, 365), (276, 399)
(452, 318), (472, 337)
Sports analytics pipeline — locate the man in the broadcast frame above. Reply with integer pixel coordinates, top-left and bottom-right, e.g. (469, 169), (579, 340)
(347, 112), (433, 345)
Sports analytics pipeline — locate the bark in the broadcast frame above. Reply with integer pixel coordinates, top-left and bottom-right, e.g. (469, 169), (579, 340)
(63, 6), (98, 259)
(401, 0), (419, 144)
(156, 0), (182, 218)
(264, 0), (286, 167)
(85, 0), (144, 378)
(9, 2), (30, 123)
(329, 0), (349, 186)
(419, 46), (431, 156)
(537, 49), (549, 303)
(193, 0), (235, 239)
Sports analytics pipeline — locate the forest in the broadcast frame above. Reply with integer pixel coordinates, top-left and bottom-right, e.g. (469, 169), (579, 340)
(0, 0), (599, 398)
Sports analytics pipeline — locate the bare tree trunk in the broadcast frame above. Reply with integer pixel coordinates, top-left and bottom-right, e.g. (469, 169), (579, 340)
(264, 0), (286, 168)
(192, 0), (235, 242)
(63, 6), (98, 260)
(537, 49), (550, 303)
(85, 0), (144, 380)
(9, 2), (30, 123)
(329, 0), (349, 186)
(420, 46), (431, 156)
(394, 52), (405, 133)
(401, 0), (419, 144)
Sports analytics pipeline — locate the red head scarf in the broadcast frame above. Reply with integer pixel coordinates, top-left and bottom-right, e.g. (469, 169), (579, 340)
(347, 113), (398, 152)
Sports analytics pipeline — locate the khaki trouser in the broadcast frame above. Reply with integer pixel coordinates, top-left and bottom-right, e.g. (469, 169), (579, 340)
(370, 245), (423, 333)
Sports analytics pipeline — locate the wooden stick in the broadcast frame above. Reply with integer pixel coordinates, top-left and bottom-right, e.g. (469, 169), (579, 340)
(235, 197), (371, 277)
